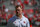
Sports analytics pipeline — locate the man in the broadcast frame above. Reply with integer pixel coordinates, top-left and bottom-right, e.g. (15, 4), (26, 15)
(7, 5), (30, 27)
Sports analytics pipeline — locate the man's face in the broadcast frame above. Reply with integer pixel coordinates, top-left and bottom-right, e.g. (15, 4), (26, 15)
(16, 7), (22, 16)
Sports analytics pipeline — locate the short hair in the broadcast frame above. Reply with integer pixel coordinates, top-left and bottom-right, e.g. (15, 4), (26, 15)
(15, 5), (22, 9)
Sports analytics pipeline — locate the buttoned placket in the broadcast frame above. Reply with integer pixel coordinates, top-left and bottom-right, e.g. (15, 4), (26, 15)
(15, 15), (23, 27)
(18, 19), (22, 27)
(17, 16), (23, 27)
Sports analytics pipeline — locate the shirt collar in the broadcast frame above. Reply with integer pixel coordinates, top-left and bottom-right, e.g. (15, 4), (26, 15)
(15, 15), (23, 19)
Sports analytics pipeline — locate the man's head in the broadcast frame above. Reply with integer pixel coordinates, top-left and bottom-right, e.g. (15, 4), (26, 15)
(15, 5), (22, 16)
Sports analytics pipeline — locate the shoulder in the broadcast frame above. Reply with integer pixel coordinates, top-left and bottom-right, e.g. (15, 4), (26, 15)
(8, 15), (17, 23)
(23, 16), (29, 22)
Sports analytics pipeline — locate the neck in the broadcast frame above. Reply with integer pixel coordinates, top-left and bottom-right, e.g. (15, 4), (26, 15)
(19, 14), (22, 19)
(16, 14), (22, 19)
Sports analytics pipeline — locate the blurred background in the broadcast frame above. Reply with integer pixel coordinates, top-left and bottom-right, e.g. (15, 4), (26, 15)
(0, 0), (40, 27)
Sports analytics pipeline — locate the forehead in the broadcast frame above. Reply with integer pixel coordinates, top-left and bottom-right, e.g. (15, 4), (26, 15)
(17, 7), (21, 9)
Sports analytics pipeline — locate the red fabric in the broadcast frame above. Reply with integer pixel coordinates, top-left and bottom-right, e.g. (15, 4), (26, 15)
(33, 15), (36, 18)
(30, 24), (32, 27)
(24, 14), (28, 18)
(29, 18), (32, 22)
(17, 0), (21, 2)
(8, 14), (13, 19)
(3, 5), (5, 8)
(7, 19), (8, 22)
(2, 13), (6, 20)
(21, 3), (24, 9)
(35, 11), (38, 13)
(26, 9), (30, 13)
(37, 16), (40, 21)
(30, 9), (33, 13)
(24, 0), (29, 4)
(0, 14), (2, 17)
(23, 10), (26, 14)
(31, 0), (37, 5)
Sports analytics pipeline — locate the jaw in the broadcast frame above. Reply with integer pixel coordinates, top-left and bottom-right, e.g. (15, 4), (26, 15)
(16, 13), (22, 17)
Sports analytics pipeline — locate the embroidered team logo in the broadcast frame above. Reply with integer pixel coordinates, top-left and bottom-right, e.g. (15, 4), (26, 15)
(23, 21), (26, 23)
(13, 20), (19, 26)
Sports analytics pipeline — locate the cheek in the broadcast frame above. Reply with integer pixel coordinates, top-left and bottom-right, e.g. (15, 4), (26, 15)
(20, 11), (22, 13)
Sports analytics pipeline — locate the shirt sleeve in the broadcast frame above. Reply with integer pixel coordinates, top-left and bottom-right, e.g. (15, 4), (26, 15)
(7, 19), (16, 27)
(7, 20), (12, 27)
